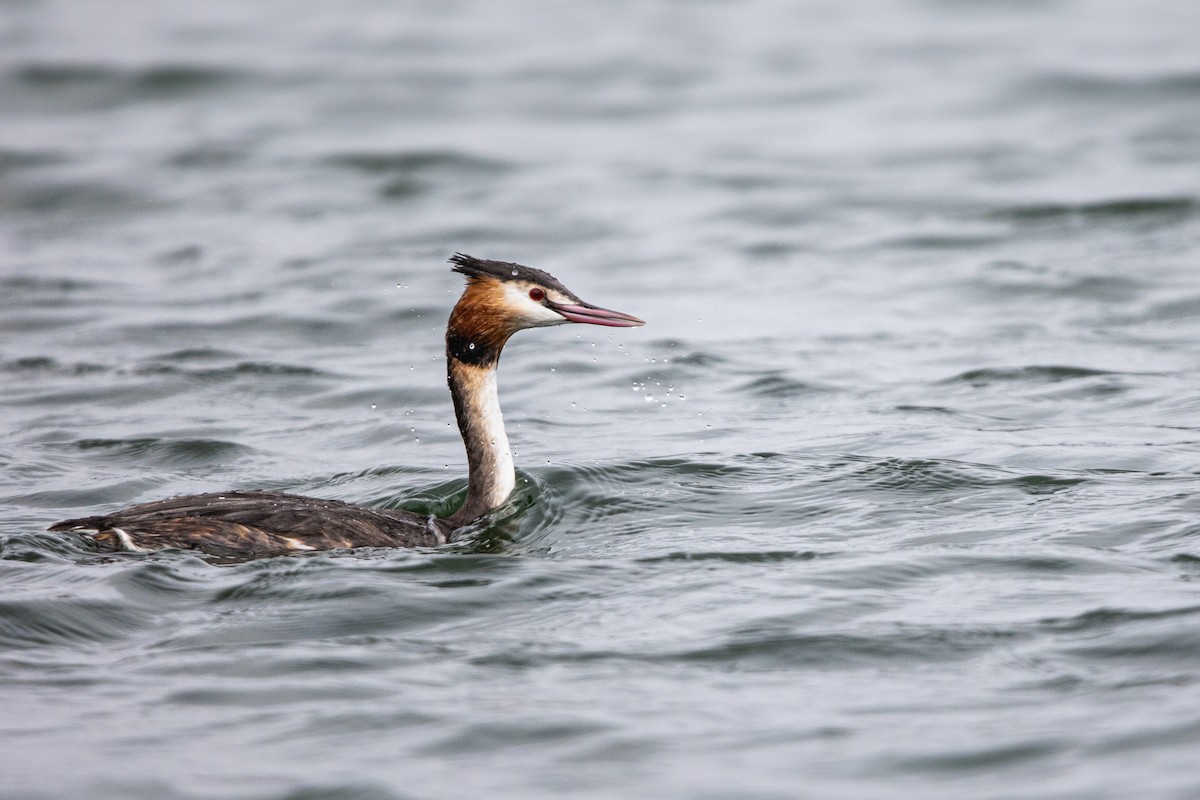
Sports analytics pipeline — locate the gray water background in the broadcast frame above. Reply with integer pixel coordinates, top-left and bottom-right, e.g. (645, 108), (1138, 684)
(2, 1), (1200, 798)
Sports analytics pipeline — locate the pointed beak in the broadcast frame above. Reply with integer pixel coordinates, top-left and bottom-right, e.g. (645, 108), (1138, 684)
(549, 301), (645, 328)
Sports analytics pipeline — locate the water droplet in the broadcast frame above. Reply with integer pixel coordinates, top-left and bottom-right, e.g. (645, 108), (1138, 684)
(468, 342), (476, 350)
(511, 268), (519, 276)
(645, 395), (654, 402)
(370, 403), (377, 410)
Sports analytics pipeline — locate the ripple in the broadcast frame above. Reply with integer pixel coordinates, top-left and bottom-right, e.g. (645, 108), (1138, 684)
(0, 148), (65, 174)
(990, 196), (1198, 226)
(134, 359), (327, 379)
(881, 232), (1005, 250)
(9, 61), (246, 108)
(156, 556), (520, 646)
(663, 349), (727, 368)
(669, 624), (1024, 669)
(0, 597), (152, 649)
(0, 356), (107, 375)
(734, 374), (833, 398)
(944, 365), (1115, 386)
(1143, 295), (1200, 323)
(637, 550), (823, 564)
(536, 455), (751, 524)
(0, 531), (98, 563)
(1018, 70), (1200, 101)
(167, 145), (247, 169)
(0, 275), (105, 295)
(846, 456), (1003, 493)
(64, 437), (256, 469)
(321, 149), (512, 203)
(894, 740), (1063, 773)
(418, 716), (615, 756)
(1038, 604), (1200, 634)
(107, 560), (217, 605)
(323, 149), (510, 175)
(0, 178), (151, 217)
(145, 346), (238, 362)
(970, 261), (1147, 302)
(2, 3), (1200, 796)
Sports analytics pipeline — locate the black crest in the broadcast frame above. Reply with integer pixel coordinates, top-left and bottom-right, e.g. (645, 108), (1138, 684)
(449, 253), (575, 299)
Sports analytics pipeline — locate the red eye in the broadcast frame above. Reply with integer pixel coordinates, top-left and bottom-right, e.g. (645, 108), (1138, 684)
(529, 288), (545, 302)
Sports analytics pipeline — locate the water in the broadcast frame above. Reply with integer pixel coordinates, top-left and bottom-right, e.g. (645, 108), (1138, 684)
(3, 0), (1200, 797)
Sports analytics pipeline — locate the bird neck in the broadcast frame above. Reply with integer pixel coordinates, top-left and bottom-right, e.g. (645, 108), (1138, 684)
(444, 354), (516, 528)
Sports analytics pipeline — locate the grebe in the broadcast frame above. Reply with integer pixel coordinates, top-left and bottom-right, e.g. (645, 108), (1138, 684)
(48, 254), (644, 557)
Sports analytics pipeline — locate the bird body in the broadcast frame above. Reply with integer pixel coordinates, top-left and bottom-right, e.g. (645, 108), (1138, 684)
(51, 490), (448, 557)
(48, 255), (644, 557)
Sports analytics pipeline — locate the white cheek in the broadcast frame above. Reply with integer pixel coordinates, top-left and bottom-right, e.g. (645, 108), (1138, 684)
(502, 283), (567, 327)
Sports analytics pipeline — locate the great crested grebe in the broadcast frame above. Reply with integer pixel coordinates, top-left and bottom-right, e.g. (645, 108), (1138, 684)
(49, 254), (644, 557)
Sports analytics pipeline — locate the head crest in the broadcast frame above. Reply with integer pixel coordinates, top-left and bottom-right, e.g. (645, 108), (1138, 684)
(449, 253), (574, 298)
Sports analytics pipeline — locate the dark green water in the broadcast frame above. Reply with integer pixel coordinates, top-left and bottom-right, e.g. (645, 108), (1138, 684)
(3, 1), (1200, 798)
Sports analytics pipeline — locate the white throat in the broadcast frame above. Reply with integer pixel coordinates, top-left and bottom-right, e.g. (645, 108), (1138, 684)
(468, 367), (515, 504)
(446, 360), (516, 526)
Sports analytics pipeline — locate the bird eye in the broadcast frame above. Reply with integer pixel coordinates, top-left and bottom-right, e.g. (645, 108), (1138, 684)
(529, 288), (546, 302)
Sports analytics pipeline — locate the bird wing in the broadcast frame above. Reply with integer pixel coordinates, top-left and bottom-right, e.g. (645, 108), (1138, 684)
(49, 491), (444, 555)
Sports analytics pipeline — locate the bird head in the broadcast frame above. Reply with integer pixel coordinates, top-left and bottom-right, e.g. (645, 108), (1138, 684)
(449, 254), (644, 332)
(446, 254), (643, 366)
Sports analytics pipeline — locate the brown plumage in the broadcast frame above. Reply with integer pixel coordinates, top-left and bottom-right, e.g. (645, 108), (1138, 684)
(49, 254), (644, 557)
(50, 491), (444, 557)
(445, 277), (518, 365)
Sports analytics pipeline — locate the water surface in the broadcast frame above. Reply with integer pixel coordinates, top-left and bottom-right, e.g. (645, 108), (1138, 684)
(3, 1), (1200, 798)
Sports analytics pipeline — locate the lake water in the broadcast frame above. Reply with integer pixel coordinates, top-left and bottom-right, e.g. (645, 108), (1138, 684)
(3, 0), (1200, 797)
